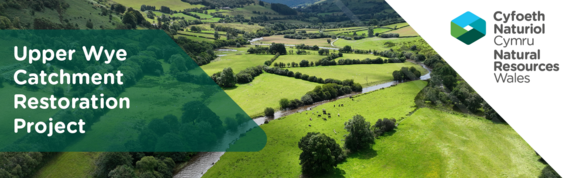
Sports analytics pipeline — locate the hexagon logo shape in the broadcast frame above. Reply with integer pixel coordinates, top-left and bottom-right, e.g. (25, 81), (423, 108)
(451, 11), (486, 45)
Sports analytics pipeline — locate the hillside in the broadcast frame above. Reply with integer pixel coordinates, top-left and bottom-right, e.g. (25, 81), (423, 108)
(0, 0), (120, 29)
(261, 0), (323, 7)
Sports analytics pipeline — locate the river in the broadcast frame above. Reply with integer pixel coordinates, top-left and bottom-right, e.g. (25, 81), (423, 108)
(174, 62), (431, 178)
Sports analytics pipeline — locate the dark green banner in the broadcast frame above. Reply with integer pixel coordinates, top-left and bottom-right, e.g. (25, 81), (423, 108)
(0, 30), (266, 152)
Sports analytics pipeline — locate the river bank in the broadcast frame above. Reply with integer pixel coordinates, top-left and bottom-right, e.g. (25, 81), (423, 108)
(174, 60), (431, 178)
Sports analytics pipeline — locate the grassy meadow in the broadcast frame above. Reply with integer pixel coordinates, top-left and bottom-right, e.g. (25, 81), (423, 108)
(201, 47), (268, 75)
(33, 152), (100, 178)
(383, 22), (409, 29)
(334, 37), (421, 51)
(204, 81), (543, 177)
(204, 81), (427, 178)
(351, 27), (392, 36)
(289, 62), (427, 87)
(391, 26), (419, 36)
(223, 73), (321, 117)
(256, 35), (333, 47)
(273, 53), (327, 64)
(111, 0), (203, 11)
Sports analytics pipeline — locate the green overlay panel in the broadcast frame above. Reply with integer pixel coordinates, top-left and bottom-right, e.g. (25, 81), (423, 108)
(0, 30), (266, 152)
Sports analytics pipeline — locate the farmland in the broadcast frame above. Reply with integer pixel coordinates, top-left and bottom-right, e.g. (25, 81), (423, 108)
(200, 48), (271, 75)
(204, 81), (544, 177)
(289, 62), (427, 87)
(390, 26), (420, 36)
(256, 35), (333, 47)
(110, 0), (204, 11)
(0, 0), (547, 177)
(223, 73), (321, 117)
(334, 37), (422, 51)
(203, 81), (427, 177)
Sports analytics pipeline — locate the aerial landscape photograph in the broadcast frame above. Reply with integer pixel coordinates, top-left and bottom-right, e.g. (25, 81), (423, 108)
(0, 0), (561, 177)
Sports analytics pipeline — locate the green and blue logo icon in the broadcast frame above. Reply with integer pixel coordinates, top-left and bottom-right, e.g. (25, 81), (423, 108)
(451, 11), (486, 45)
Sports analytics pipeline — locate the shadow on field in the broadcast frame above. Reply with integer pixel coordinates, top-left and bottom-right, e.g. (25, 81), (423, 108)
(350, 147), (378, 160)
(382, 129), (398, 137)
(221, 86), (239, 90)
(311, 167), (347, 178)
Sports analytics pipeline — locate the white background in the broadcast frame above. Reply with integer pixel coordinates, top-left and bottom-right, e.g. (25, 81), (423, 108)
(387, 0), (567, 176)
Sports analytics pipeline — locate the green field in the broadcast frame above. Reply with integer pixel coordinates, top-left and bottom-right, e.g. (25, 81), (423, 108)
(204, 81), (543, 177)
(111, 0), (203, 11)
(33, 152), (99, 178)
(289, 62), (427, 87)
(274, 53), (326, 64)
(324, 26), (367, 33)
(223, 74), (320, 117)
(257, 35), (333, 46)
(190, 23), (264, 33)
(274, 53), (383, 64)
(204, 81), (427, 177)
(174, 34), (214, 42)
(179, 31), (216, 39)
(201, 49), (270, 75)
(390, 26), (419, 36)
(334, 37), (421, 51)
(351, 27), (392, 36)
(383, 22), (409, 29)
(337, 53), (387, 60)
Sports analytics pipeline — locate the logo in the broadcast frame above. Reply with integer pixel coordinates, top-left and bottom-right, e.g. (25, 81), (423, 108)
(451, 11), (486, 45)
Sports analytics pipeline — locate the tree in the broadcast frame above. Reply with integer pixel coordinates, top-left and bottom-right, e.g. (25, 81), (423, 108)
(269, 43), (287, 55)
(340, 45), (352, 53)
(301, 94), (313, 105)
(298, 132), (344, 175)
(122, 12), (137, 29)
(442, 75), (457, 90)
(136, 156), (171, 178)
(344, 115), (374, 152)
(214, 30), (219, 40)
(392, 70), (401, 81)
(219, 67), (236, 87)
(108, 165), (135, 178)
(373, 118), (396, 136)
(264, 107), (275, 116)
(93, 152), (133, 178)
(327, 39), (331, 44)
(114, 4), (127, 14)
(86, 20), (93, 29)
(279, 98), (290, 109)
(299, 60), (309, 67)
(483, 102), (505, 123)
(294, 72), (302, 79)
(368, 27), (374, 37)
(369, 19), (379, 25)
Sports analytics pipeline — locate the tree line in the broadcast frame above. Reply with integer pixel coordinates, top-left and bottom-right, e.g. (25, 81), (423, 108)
(419, 54), (505, 122)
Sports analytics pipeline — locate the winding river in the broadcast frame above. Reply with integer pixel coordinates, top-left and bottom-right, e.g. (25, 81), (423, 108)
(174, 62), (431, 178)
